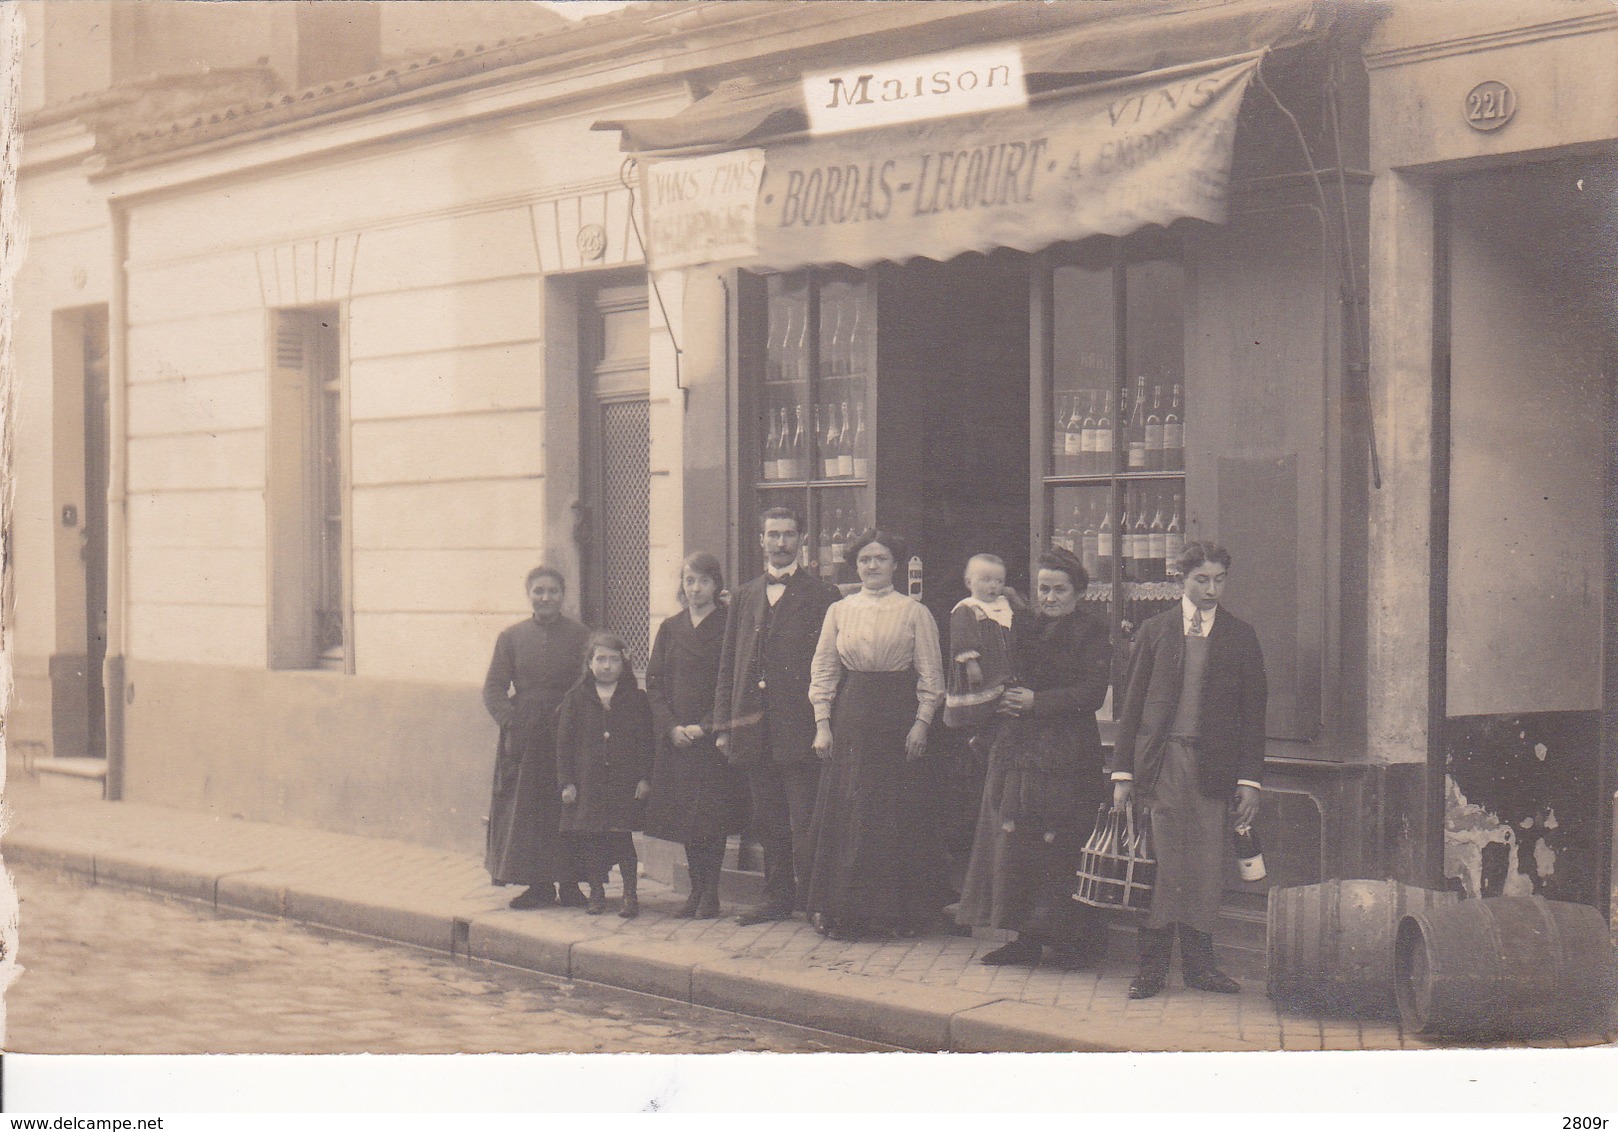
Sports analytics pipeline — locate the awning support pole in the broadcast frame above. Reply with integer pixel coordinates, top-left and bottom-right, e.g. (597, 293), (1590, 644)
(1257, 57), (1382, 492)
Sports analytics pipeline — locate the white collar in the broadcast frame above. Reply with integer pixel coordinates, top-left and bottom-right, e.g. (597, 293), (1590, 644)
(954, 595), (1014, 630)
(855, 585), (895, 601)
(766, 565), (797, 583)
(1181, 595), (1217, 636)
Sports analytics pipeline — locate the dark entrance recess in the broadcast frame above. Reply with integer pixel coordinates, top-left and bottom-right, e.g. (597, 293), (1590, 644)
(873, 251), (1032, 889)
(873, 251), (1032, 614)
(1435, 158), (1617, 911)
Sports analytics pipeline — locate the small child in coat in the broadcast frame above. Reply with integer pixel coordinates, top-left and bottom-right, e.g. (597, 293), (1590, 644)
(944, 553), (1021, 739)
(556, 631), (653, 917)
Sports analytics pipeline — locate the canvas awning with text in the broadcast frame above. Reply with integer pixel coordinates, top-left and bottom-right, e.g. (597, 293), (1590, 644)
(593, 0), (1337, 273)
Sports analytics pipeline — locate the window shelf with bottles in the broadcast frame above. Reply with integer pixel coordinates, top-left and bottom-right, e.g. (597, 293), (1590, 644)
(752, 269), (876, 587)
(1034, 234), (1187, 684)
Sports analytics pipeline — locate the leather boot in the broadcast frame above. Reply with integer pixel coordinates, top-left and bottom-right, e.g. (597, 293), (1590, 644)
(585, 882), (607, 915)
(1178, 925), (1239, 993)
(1128, 925), (1175, 999)
(619, 862), (640, 918)
(673, 847), (703, 919)
(694, 845), (723, 920)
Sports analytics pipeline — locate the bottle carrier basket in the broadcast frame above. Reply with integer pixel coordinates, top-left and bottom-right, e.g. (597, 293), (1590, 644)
(1073, 802), (1156, 913)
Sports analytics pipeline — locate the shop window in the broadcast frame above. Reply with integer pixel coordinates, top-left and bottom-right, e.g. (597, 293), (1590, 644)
(1038, 234), (1187, 702)
(267, 306), (348, 672)
(750, 269), (874, 586)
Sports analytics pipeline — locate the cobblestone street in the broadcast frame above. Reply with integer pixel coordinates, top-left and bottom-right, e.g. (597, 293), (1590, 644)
(2, 864), (880, 1055)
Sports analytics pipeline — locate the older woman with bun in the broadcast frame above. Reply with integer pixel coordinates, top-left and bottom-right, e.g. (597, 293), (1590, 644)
(805, 529), (946, 940)
(956, 546), (1113, 968)
(483, 565), (592, 910)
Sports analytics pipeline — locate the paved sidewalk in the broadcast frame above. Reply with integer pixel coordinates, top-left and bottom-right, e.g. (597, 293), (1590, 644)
(3, 772), (1612, 1053)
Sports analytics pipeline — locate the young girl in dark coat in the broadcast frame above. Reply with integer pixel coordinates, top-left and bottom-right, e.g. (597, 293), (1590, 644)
(644, 552), (748, 919)
(556, 631), (654, 917)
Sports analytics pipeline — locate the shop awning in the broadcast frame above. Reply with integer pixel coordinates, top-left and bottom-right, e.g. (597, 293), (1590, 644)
(595, 0), (1338, 271)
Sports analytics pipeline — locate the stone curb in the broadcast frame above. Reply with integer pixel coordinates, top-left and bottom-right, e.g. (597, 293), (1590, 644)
(3, 827), (1143, 1052)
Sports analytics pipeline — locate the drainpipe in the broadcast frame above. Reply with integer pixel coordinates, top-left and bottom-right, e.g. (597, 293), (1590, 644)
(102, 199), (129, 801)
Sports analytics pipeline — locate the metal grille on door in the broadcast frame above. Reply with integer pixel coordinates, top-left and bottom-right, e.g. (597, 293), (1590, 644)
(599, 398), (651, 670)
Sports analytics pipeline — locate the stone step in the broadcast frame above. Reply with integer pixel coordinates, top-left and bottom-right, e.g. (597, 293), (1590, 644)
(31, 757), (107, 801)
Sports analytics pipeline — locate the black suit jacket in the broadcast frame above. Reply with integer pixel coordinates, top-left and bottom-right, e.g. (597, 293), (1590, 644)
(1106, 603), (1267, 799)
(713, 568), (840, 767)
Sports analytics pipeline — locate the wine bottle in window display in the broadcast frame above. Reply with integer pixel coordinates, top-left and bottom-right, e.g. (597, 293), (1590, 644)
(836, 401), (853, 478)
(777, 406), (793, 481)
(1061, 396), (1087, 475)
(776, 302), (796, 386)
(1051, 507), (1070, 552)
(1066, 503), (1083, 558)
(1146, 385), (1164, 471)
(791, 294), (811, 384)
(822, 290), (846, 378)
(1119, 505), (1134, 582)
(1164, 384), (1184, 472)
(1148, 503), (1167, 582)
(1134, 502), (1152, 581)
(1127, 376), (1148, 471)
(851, 400), (869, 480)
(763, 406), (780, 482)
(1061, 392), (1074, 472)
(1096, 503), (1114, 582)
(1095, 390), (1113, 474)
(818, 521), (835, 578)
(766, 304), (784, 383)
(1164, 493), (1185, 575)
(831, 509), (848, 570)
(846, 293), (867, 379)
(1082, 499), (1100, 580)
(788, 404), (807, 481)
(1080, 391), (1098, 476)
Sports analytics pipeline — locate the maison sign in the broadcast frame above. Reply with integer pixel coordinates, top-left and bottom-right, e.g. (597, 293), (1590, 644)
(803, 46), (1028, 136)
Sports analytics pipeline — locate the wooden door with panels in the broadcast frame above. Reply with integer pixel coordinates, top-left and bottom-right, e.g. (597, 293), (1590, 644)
(579, 282), (652, 672)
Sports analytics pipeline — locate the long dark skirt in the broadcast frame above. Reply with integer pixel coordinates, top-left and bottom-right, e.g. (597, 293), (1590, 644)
(956, 733), (1109, 947)
(643, 734), (749, 845)
(485, 720), (580, 886)
(805, 669), (945, 930)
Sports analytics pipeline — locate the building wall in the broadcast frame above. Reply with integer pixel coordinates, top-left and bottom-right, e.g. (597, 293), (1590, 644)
(1364, 1), (1618, 890)
(114, 95), (674, 851)
(9, 149), (115, 759)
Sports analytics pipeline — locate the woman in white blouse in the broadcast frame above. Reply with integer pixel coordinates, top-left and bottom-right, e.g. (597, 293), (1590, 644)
(805, 530), (946, 940)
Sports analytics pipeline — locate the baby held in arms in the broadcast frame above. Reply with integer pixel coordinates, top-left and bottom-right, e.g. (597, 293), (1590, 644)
(943, 553), (1021, 742)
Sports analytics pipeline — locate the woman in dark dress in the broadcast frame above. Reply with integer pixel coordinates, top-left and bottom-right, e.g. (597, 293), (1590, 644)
(644, 552), (748, 919)
(482, 566), (592, 909)
(956, 547), (1113, 967)
(806, 531), (946, 940)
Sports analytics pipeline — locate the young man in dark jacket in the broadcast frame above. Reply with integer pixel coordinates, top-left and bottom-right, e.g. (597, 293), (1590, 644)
(1108, 541), (1266, 1000)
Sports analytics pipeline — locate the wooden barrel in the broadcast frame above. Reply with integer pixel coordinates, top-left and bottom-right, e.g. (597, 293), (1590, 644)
(1267, 880), (1459, 1017)
(1395, 895), (1618, 1037)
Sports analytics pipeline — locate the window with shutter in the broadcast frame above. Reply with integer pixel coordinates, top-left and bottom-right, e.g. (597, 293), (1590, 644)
(267, 306), (347, 671)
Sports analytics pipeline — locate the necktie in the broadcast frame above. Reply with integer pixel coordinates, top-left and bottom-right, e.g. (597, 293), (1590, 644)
(1189, 608), (1204, 637)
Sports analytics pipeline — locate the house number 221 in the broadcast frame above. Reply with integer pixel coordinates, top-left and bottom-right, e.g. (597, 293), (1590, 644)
(1464, 80), (1516, 132)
